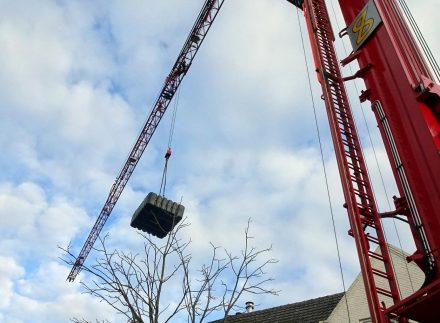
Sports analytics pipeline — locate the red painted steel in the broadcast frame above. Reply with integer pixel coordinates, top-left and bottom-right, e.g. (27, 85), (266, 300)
(336, 0), (440, 321)
(299, 1), (402, 322)
(67, 0), (225, 282)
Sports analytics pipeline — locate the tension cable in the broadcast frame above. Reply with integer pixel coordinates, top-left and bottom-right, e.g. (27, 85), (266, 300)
(159, 86), (181, 197)
(296, 7), (352, 322)
(397, 0), (440, 82)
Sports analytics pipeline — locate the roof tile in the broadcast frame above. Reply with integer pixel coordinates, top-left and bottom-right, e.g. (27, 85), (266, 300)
(209, 293), (344, 323)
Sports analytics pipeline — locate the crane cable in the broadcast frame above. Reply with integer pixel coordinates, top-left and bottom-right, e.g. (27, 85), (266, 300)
(296, 7), (352, 323)
(159, 86), (181, 197)
(328, 0), (414, 294)
(397, 0), (440, 82)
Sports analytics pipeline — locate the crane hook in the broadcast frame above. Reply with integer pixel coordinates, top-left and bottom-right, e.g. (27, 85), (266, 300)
(165, 147), (172, 160)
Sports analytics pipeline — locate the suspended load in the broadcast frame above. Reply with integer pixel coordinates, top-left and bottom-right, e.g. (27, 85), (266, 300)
(130, 192), (185, 238)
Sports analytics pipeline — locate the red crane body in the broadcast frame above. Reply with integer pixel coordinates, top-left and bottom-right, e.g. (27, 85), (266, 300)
(298, 1), (402, 321)
(69, 0), (440, 321)
(335, 0), (440, 321)
(294, 0), (440, 321)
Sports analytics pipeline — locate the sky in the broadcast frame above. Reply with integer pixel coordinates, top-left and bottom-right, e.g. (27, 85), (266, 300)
(0, 0), (439, 322)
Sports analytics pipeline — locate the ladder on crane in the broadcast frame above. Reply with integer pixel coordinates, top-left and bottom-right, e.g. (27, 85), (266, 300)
(296, 0), (402, 322)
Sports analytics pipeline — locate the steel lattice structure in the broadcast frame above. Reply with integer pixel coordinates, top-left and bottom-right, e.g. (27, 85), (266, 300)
(67, 0), (225, 282)
(298, 0), (401, 321)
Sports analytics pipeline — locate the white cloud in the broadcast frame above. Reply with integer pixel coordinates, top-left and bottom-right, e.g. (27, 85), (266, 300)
(0, 256), (24, 309)
(2, 262), (117, 323)
(0, 182), (89, 260)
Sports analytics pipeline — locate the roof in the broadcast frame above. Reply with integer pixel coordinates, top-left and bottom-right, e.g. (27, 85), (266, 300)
(209, 292), (345, 323)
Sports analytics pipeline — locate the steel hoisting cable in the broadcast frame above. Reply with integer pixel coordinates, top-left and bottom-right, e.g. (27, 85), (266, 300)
(296, 7), (352, 323)
(397, 0), (440, 82)
(328, 0), (414, 294)
(159, 86), (181, 197)
(168, 86), (181, 148)
(159, 151), (170, 197)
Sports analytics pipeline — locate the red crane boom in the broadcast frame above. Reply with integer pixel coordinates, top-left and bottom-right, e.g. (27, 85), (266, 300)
(67, 0), (225, 282)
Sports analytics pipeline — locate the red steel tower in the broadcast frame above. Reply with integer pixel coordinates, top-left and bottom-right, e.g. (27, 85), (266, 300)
(293, 0), (440, 321)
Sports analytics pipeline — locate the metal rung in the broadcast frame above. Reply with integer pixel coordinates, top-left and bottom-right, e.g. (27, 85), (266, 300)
(354, 190), (371, 201)
(358, 206), (375, 215)
(342, 136), (356, 146)
(354, 187), (370, 194)
(343, 131), (356, 140)
(333, 96), (345, 105)
(347, 163), (363, 172)
(342, 138), (356, 147)
(334, 105), (350, 116)
(347, 160), (360, 169)
(354, 191), (371, 200)
(351, 175), (367, 184)
(344, 145), (360, 153)
(357, 201), (373, 208)
(372, 268), (391, 280)
(366, 234), (380, 244)
(337, 115), (351, 124)
(361, 218), (375, 227)
(359, 208), (372, 215)
(369, 251), (385, 261)
(359, 207), (374, 215)
(353, 189), (371, 200)
(376, 287), (394, 298)
(356, 196), (372, 205)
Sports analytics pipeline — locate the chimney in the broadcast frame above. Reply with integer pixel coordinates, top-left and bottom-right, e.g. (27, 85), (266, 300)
(245, 301), (254, 313)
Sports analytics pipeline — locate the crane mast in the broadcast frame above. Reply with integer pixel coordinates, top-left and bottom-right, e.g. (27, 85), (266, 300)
(67, 0), (225, 282)
(335, 0), (440, 322)
(293, 0), (402, 321)
(68, 0), (440, 321)
(291, 0), (440, 321)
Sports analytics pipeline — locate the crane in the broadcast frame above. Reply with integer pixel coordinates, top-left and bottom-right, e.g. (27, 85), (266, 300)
(68, 0), (440, 322)
(332, 0), (440, 322)
(66, 0), (225, 282)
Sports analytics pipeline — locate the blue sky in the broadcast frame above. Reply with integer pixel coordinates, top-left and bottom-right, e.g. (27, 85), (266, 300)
(0, 0), (439, 322)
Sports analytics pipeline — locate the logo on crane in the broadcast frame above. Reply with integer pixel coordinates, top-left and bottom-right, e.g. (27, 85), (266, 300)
(347, 0), (382, 51)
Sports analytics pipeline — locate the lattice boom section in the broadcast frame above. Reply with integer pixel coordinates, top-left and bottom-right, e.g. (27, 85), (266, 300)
(67, 0), (225, 282)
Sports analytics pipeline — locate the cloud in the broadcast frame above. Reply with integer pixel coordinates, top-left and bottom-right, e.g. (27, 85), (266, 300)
(0, 182), (89, 255)
(0, 181), (112, 322)
(0, 256), (25, 309)
(2, 262), (117, 323)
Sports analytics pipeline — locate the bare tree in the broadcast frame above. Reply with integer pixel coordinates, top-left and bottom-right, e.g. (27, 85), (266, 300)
(61, 218), (278, 323)
(219, 219), (278, 320)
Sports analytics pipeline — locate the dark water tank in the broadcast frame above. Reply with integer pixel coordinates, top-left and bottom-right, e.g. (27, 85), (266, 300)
(130, 192), (185, 238)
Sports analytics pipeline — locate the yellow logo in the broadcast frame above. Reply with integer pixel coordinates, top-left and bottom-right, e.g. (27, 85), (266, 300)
(352, 7), (375, 45)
